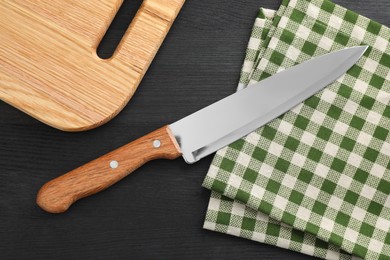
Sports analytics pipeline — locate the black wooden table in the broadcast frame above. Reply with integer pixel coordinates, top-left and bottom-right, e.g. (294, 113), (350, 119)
(1, 1), (389, 259)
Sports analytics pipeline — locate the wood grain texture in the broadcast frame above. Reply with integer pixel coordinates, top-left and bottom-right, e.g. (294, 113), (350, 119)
(0, 0), (184, 131)
(37, 126), (181, 213)
(0, 0), (389, 259)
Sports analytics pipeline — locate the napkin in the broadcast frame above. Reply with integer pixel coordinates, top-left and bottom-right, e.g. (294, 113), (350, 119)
(202, 0), (390, 259)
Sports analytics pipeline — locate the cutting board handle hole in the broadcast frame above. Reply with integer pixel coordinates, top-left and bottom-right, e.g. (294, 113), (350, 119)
(97, 0), (143, 59)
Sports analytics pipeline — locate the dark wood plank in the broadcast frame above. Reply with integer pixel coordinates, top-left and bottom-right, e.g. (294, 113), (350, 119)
(0, 0), (389, 259)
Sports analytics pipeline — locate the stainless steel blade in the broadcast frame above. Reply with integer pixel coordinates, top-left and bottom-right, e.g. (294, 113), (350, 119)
(169, 46), (368, 163)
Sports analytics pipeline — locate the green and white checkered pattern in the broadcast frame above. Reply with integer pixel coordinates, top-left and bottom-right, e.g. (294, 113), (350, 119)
(203, 0), (390, 259)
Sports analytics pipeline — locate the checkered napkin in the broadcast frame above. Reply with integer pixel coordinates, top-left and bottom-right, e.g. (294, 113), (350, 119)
(202, 0), (390, 259)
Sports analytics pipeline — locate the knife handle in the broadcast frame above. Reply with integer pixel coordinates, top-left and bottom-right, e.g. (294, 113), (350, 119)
(36, 126), (181, 213)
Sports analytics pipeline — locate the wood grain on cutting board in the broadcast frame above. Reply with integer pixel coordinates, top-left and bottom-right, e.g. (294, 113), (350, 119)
(0, 0), (184, 131)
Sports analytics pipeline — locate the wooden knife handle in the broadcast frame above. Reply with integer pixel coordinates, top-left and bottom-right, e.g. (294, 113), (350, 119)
(36, 126), (181, 213)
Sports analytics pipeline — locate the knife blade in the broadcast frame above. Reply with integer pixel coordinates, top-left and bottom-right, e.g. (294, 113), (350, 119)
(37, 46), (368, 213)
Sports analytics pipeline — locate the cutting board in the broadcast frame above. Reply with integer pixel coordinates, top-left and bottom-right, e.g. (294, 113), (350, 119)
(0, 0), (185, 131)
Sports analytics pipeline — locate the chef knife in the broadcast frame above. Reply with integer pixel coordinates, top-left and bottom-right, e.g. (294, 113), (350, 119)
(37, 46), (368, 213)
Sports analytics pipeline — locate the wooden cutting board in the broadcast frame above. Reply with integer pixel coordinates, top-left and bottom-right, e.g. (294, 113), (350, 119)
(0, 0), (185, 131)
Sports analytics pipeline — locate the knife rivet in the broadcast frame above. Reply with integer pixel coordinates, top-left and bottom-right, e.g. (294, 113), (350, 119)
(153, 140), (161, 148)
(110, 160), (119, 169)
